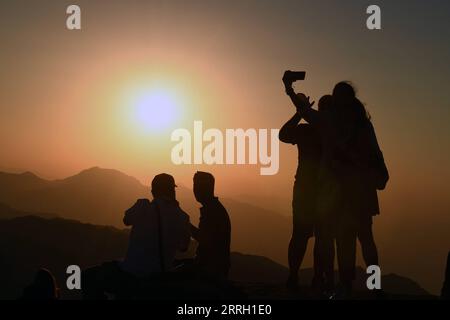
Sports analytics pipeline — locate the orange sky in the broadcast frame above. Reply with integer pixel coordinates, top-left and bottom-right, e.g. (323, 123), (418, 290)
(2, 1), (449, 193)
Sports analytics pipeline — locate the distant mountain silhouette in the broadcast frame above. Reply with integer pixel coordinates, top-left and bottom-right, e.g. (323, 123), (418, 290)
(230, 252), (290, 283)
(230, 253), (431, 298)
(0, 168), (291, 266)
(232, 193), (291, 218)
(0, 215), (433, 300)
(0, 202), (57, 220)
(0, 168), (148, 227)
(1, 168), (446, 295)
(0, 171), (49, 195)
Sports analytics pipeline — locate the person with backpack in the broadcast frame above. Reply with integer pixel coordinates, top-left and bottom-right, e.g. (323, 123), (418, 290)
(82, 173), (191, 299)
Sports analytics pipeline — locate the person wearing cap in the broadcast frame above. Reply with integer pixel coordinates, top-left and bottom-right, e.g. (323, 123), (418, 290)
(82, 173), (191, 299)
(120, 173), (191, 276)
(190, 171), (231, 281)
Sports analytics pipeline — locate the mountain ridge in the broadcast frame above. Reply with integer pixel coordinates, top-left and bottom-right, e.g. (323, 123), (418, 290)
(1, 167), (447, 295)
(0, 215), (433, 300)
(0, 167), (291, 266)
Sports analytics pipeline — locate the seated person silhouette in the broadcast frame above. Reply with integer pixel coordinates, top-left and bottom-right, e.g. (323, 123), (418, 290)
(82, 173), (191, 299)
(20, 268), (59, 300)
(180, 171), (231, 283)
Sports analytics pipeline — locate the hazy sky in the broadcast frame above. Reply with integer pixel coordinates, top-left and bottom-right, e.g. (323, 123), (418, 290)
(1, 0), (450, 293)
(1, 0), (450, 201)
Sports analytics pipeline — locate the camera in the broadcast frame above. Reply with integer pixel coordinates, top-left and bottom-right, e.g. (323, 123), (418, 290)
(283, 71), (306, 86)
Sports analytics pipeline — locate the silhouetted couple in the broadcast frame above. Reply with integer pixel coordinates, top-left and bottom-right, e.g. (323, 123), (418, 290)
(280, 73), (389, 298)
(82, 171), (231, 299)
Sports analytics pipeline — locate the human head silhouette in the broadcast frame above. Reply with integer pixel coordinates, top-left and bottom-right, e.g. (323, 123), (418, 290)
(151, 173), (177, 200)
(333, 81), (356, 104)
(318, 94), (333, 112)
(193, 171), (215, 203)
(333, 81), (369, 122)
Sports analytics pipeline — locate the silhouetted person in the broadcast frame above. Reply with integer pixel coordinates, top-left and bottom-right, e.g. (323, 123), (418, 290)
(330, 82), (388, 298)
(190, 171), (231, 281)
(442, 251), (450, 299)
(20, 268), (59, 300)
(279, 94), (334, 291)
(82, 173), (190, 299)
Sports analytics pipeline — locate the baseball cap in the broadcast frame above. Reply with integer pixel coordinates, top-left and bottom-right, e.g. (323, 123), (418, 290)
(151, 173), (177, 191)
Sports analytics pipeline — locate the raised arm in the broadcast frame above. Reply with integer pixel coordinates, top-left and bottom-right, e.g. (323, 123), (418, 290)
(285, 86), (319, 125)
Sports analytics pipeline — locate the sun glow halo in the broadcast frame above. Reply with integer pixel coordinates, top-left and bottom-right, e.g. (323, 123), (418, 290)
(131, 87), (182, 132)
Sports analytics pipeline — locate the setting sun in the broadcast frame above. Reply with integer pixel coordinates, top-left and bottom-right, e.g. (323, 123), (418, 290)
(2, 1), (450, 301)
(132, 88), (182, 132)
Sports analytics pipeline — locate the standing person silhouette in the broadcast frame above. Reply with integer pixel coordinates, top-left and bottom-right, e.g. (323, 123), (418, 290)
(279, 93), (335, 291)
(330, 82), (388, 298)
